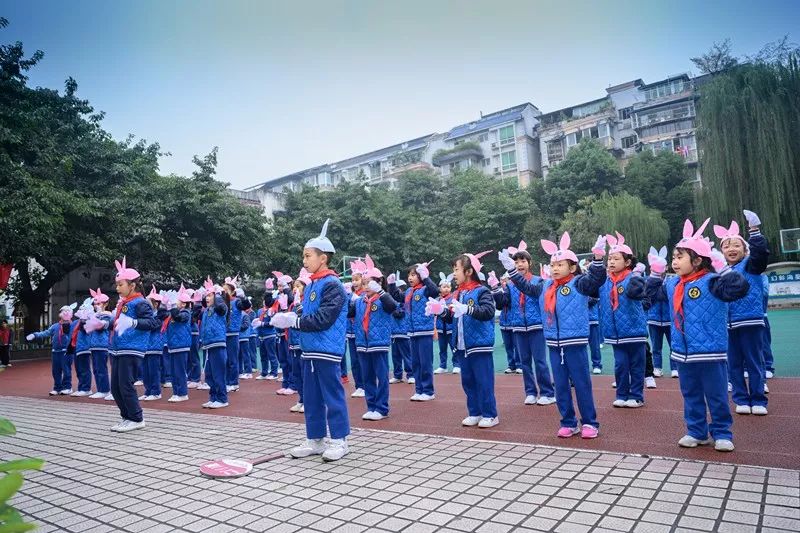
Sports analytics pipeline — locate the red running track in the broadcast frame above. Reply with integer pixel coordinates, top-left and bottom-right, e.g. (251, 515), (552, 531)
(1, 359), (798, 469)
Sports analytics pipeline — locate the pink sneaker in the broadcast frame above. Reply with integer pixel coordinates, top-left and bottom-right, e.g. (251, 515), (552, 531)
(557, 426), (580, 438)
(581, 425), (599, 439)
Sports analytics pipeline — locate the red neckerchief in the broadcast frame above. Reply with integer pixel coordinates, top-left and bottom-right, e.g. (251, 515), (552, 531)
(112, 292), (142, 338)
(405, 284), (422, 311)
(544, 275), (574, 324)
(452, 280), (480, 301)
(674, 269), (709, 332)
(310, 269), (338, 280)
(361, 293), (381, 334)
(161, 313), (171, 334)
(518, 272), (533, 310)
(609, 269), (631, 311)
(69, 321), (80, 348)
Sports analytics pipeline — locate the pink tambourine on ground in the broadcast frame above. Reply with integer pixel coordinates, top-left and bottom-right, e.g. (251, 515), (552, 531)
(199, 452), (284, 478)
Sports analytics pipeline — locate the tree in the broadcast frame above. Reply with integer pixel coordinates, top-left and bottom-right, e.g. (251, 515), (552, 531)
(542, 139), (623, 220)
(621, 150), (694, 245)
(691, 39), (739, 74)
(695, 52), (800, 259)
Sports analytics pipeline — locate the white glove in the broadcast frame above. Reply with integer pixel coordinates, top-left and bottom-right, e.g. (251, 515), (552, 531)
(743, 209), (761, 228)
(84, 316), (105, 333)
(344, 282), (353, 294)
(451, 300), (469, 319)
(269, 312), (298, 329)
(416, 263), (429, 280)
(115, 314), (135, 336)
(271, 290), (279, 300)
(235, 287), (245, 298)
(592, 235), (607, 257)
(265, 278), (274, 290)
(498, 249), (515, 271)
(424, 297), (445, 316)
(387, 273), (396, 285)
(710, 249), (728, 273)
(252, 319), (262, 328)
(26, 333), (35, 341)
(351, 292), (360, 302)
(367, 280), (381, 293)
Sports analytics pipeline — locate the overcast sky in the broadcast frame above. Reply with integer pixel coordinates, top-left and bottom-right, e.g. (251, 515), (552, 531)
(3, 0), (798, 188)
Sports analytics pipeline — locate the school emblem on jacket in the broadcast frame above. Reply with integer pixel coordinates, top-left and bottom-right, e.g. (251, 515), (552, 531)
(617, 286), (624, 294)
(309, 292), (317, 302)
(467, 299), (474, 306)
(414, 294), (420, 301)
(371, 304), (378, 312)
(559, 286), (571, 296)
(121, 306), (128, 313)
(688, 287), (701, 299)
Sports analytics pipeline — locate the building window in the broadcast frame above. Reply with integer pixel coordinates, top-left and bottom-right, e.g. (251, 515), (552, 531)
(644, 79), (689, 101)
(478, 133), (489, 142)
(618, 107), (632, 120)
(566, 130), (583, 147)
(621, 135), (637, 149)
(501, 150), (517, 171)
(547, 140), (564, 164)
(598, 123), (610, 138)
(482, 158), (490, 167)
(499, 125), (515, 145)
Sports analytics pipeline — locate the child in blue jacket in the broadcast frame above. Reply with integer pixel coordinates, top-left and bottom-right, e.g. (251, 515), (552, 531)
(200, 283), (229, 409)
(142, 286), (168, 401)
(254, 296), (280, 380)
(26, 303), (79, 396)
(165, 285), (193, 402)
(647, 218), (750, 452)
(86, 288), (113, 400)
(388, 277), (413, 384)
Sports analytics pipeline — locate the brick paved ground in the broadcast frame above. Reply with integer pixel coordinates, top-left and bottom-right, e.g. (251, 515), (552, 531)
(1, 397), (798, 533)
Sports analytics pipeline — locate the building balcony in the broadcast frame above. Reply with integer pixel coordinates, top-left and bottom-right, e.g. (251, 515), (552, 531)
(633, 106), (695, 130)
(432, 143), (484, 166)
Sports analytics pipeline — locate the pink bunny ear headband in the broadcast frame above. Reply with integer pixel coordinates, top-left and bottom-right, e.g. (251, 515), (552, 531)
(297, 268), (312, 285)
(363, 254), (383, 279)
(114, 256), (140, 281)
(541, 232), (578, 263)
(463, 251), (493, 273)
(507, 240), (530, 257)
(147, 284), (163, 302)
(271, 271), (293, 285)
(676, 218), (712, 258)
(203, 276), (218, 294)
(540, 264), (552, 280)
(176, 283), (192, 303)
(224, 275), (240, 289)
(713, 220), (749, 251)
(89, 288), (109, 303)
(606, 231), (633, 256)
(350, 259), (367, 276)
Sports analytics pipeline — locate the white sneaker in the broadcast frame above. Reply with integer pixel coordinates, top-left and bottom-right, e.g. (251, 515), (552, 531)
(433, 367), (446, 374)
(407, 377), (415, 384)
(266, 375), (278, 380)
(524, 395), (537, 405)
(452, 367), (461, 374)
(611, 382), (617, 388)
(652, 368), (663, 377)
(728, 382), (733, 392)
(116, 419), (146, 433)
(110, 419), (125, 432)
(715, 439), (735, 452)
(624, 399), (644, 408)
(202, 401), (212, 408)
(645, 377), (657, 389)
(478, 417), (499, 428)
(48, 390), (58, 396)
(138, 394), (147, 401)
(743, 371), (749, 379)
(298, 404), (305, 413)
(410, 394), (422, 401)
(751, 405), (768, 415)
(764, 383), (769, 394)
(290, 403), (304, 413)
(322, 439), (348, 462)
(59, 389), (72, 395)
(417, 394), (434, 401)
(208, 401), (229, 409)
(167, 395), (188, 402)
(678, 435), (712, 448)
(592, 368), (602, 375)
(536, 396), (556, 406)
(187, 381), (199, 389)
(766, 370), (774, 379)
(71, 390), (91, 397)
(462, 416), (481, 426)
(104, 393), (114, 401)
(143, 395), (161, 401)
(245, 373), (253, 379)
(289, 438), (326, 458)
(388, 378), (400, 384)
(163, 382), (172, 388)
(735, 404), (751, 415)
(197, 382), (210, 390)
(504, 368), (513, 374)
(515, 369), (523, 374)
(238, 374), (246, 379)
(671, 370), (679, 378)
(255, 375), (267, 380)
(133, 380), (143, 386)
(612, 399), (626, 408)
(351, 388), (365, 398)
(88, 392), (106, 399)
(369, 412), (386, 420)
(277, 368), (283, 374)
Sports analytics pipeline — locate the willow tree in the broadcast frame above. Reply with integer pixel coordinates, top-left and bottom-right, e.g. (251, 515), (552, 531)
(695, 54), (800, 259)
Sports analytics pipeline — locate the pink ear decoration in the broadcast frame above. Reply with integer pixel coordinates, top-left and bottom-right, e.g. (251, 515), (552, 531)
(297, 268), (312, 285)
(91, 287), (109, 303)
(559, 232), (571, 251)
(605, 233), (618, 247)
(204, 276), (216, 293)
(147, 285), (163, 302)
(465, 250), (493, 273)
(682, 219), (694, 239)
(177, 283), (192, 303)
(518, 240), (527, 252)
(540, 239), (558, 255)
(114, 256), (140, 281)
(713, 225), (728, 239)
(694, 218), (711, 239)
(607, 231), (633, 256)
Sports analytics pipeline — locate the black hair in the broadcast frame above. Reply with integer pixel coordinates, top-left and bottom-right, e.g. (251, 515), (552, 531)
(617, 252), (638, 269)
(511, 250), (532, 263)
(310, 248), (334, 265)
(675, 247), (712, 272)
(570, 260), (582, 275)
(451, 255), (480, 283)
(223, 291), (231, 325)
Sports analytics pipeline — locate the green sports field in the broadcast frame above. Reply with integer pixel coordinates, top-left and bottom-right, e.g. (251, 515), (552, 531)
(479, 308), (800, 376)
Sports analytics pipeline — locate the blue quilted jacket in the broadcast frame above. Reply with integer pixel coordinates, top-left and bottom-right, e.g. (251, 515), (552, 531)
(598, 273), (648, 344)
(353, 292), (397, 353)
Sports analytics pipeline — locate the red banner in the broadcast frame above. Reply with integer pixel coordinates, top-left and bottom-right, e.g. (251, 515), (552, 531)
(0, 263), (12, 290)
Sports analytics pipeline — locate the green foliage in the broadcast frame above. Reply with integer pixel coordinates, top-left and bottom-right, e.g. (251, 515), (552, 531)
(0, 417), (43, 533)
(695, 53), (800, 259)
